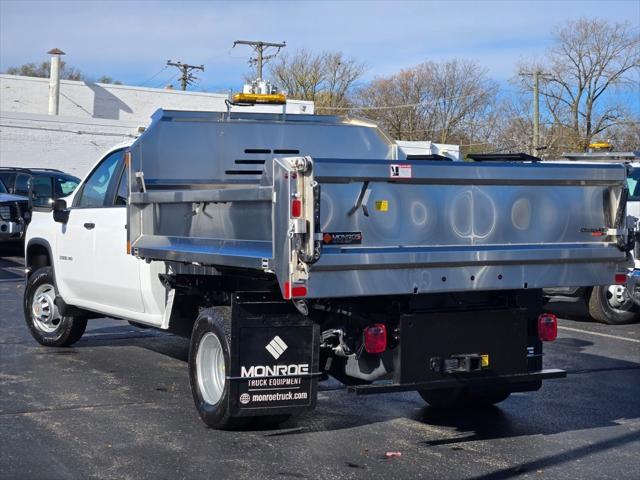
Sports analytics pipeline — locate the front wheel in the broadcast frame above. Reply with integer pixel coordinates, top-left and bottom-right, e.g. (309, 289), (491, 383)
(588, 285), (639, 325)
(23, 266), (87, 347)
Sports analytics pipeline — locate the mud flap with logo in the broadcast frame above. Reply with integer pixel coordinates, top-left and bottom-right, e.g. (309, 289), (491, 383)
(228, 293), (320, 417)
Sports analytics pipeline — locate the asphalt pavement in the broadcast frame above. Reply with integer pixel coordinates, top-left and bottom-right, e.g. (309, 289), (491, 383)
(1, 246), (639, 480)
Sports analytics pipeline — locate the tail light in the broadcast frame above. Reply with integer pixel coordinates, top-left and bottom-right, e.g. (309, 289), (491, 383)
(291, 198), (302, 218)
(364, 323), (387, 354)
(538, 313), (558, 342)
(614, 273), (627, 285)
(283, 281), (307, 299)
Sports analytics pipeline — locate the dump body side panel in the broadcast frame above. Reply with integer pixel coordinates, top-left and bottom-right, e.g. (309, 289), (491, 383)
(127, 110), (630, 299)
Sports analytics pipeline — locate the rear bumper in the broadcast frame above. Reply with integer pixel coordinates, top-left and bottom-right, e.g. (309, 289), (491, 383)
(347, 368), (566, 395)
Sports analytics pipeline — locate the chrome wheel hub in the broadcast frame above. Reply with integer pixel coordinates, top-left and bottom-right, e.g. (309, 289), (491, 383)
(196, 332), (226, 405)
(607, 284), (633, 311)
(31, 283), (62, 333)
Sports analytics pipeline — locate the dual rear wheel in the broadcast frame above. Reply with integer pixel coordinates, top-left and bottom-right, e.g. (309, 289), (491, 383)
(188, 307), (291, 429)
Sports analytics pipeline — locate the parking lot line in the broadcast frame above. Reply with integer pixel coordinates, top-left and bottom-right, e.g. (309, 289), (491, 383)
(558, 326), (640, 344)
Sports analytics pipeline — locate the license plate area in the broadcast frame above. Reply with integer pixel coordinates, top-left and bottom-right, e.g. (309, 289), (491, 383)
(395, 308), (528, 384)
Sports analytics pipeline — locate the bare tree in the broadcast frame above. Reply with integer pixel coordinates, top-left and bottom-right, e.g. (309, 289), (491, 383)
(355, 64), (435, 140)
(6, 60), (84, 80)
(268, 49), (365, 113)
(96, 75), (123, 85)
(605, 118), (640, 151)
(355, 59), (497, 145)
(5, 61), (123, 84)
(533, 18), (639, 150)
(430, 59), (498, 143)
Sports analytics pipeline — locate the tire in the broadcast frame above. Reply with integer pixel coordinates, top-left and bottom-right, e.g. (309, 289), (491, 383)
(418, 387), (510, 409)
(588, 285), (639, 325)
(23, 266), (87, 347)
(189, 307), (243, 429)
(189, 308), (294, 430)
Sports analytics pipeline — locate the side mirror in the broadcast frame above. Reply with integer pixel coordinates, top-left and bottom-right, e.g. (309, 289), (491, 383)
(53, 198), (69, 224)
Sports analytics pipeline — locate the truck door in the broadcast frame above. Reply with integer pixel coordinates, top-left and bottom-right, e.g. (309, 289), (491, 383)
(91, 159), (145, 314)
(56, 152), (122, 303)
(57, 150), (144, 314)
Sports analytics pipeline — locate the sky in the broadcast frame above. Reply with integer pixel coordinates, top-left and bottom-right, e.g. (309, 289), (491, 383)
(0, 0), (638, 110)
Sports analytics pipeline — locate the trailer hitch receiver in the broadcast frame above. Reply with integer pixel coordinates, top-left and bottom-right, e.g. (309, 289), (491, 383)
(430, 354), (487, 374)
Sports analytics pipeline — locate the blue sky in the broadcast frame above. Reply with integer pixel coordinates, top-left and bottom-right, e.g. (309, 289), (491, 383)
(0, 0), (638, 110)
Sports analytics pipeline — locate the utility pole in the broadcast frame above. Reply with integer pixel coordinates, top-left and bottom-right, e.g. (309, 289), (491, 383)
(519, 70), (551, 154)
(166, 60), (204, 91)
(533, 71), (540, 153)
(232, 40), (286, 80)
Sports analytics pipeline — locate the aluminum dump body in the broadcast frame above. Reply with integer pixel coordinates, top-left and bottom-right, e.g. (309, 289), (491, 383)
(127, 109), (630, 299)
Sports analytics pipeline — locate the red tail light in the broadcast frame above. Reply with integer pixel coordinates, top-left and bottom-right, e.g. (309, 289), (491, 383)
(364, 323), (387, 354)
(538, 313), (558, 342)
(291, 198), (302, 218)
(283, 281), (307, 299)
(614, 273), (627, 285)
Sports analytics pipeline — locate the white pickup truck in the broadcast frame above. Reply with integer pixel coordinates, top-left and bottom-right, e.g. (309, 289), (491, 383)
(23, 110), (634, 429)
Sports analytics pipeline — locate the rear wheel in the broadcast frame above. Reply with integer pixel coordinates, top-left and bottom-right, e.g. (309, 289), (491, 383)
(588, 285), (639, 325)
(189, 307), (242, 429)
(23, 266), (87, 347)
(418, 387), (510, 409)
(188, 307), (290, 430)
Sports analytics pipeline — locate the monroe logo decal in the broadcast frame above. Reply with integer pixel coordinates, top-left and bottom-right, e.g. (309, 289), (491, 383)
(265, 336), (288, 359)
(322, 231), (362, 245)
(240, 364), (309, 378)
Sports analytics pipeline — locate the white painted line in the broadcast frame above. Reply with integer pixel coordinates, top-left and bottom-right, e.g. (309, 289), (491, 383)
(558, 326), (640, 344)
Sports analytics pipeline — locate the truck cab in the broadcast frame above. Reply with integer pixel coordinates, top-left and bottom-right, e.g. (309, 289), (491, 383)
(25, 145), (166, 330)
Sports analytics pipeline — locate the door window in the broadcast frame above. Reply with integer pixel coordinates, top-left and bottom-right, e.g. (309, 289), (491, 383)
(628, 168), (640, 201)
(114, 168), (128, 206)
(0, 173), (15, 192)
(55, 176), (80, 198)
(32, 176), (54, 207)
(14, 174), (30, 196)
(76, 151), (122, 208)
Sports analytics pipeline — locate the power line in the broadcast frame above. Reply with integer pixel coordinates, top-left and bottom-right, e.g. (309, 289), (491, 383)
(152, 71), (180, 89)
(315, 90), (491, 112)
(139, 66), (168, 87)
(166, 60), (205, 91)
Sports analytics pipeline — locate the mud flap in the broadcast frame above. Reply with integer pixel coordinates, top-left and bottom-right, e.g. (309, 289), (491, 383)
(227, 293), (320, 417)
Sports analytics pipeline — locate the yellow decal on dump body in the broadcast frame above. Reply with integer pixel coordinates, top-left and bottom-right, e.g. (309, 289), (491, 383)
(481, 354), (490, 367)
(375, 200), (389, 212)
